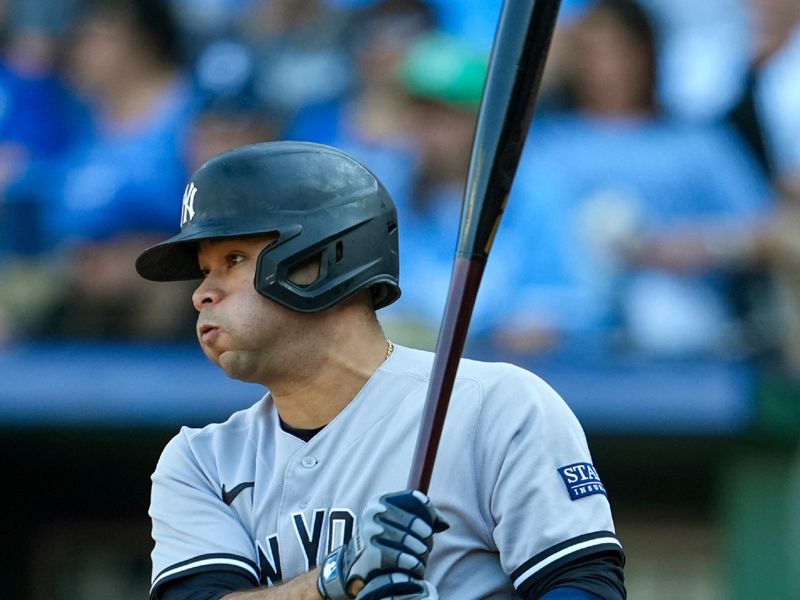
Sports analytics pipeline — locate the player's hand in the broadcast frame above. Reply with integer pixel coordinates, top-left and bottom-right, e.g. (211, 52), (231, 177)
(355, 573), (438, 600)
(317, 490), (449, 600)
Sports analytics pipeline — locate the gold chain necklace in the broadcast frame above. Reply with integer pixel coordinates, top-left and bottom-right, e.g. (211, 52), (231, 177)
(385, 339), (395, 361)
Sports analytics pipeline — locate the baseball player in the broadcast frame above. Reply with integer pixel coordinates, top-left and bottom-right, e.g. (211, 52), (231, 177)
(136, 142), (626, 600)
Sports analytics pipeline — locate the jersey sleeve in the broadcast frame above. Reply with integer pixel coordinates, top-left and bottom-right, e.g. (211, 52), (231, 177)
(474, 367), (624, 597)
(149, 429), (260, 600)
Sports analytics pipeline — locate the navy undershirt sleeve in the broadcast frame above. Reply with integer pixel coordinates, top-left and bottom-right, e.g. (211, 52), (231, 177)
(540, 587), (605, 599)
(523, 550), (626, 600)
(157, 570), (257, 600)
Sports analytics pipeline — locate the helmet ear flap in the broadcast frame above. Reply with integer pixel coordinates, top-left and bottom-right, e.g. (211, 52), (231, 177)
(255, 217), (398, 313)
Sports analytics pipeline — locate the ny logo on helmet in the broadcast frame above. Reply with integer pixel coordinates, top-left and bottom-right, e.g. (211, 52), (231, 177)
(181, 182), (198, 226)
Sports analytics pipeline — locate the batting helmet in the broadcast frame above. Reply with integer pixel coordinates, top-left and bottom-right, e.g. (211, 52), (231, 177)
(135, 141), (400, 312)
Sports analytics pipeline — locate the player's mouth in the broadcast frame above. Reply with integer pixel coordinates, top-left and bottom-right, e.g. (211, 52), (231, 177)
(198, 323), (220, 344)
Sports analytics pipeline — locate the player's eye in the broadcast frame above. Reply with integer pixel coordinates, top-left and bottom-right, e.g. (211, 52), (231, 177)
(226, 253), (246, 268)
(199, 267), (210, 278)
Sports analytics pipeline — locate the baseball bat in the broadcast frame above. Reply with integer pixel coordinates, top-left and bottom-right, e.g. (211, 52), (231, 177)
(407, 0), (562, 493)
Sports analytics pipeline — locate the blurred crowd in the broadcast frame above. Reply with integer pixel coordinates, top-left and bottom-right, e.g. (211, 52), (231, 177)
(0, 0), (798, 373)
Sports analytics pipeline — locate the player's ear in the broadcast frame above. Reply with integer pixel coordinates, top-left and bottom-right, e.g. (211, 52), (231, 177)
(287, 252), (322, 287)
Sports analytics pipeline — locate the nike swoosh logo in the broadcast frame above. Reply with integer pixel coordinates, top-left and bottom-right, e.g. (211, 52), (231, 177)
(221, 481), (255, 506)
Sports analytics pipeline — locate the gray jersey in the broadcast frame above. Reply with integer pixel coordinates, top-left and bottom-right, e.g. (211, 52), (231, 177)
(149, 345), (622, 599)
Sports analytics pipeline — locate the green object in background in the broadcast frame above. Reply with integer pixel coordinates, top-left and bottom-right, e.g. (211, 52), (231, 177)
(721, 445), (800, 600)
(721, 374), (800, 599)
(398, 33), (488, 109)
(757, 371), (800, 439)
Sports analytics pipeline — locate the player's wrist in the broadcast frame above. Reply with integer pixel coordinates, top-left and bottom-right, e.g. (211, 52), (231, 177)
(317, 546), (351, 600)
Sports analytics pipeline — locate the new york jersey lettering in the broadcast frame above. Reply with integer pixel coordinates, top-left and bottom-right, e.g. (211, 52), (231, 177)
(258, 508), (358, 585)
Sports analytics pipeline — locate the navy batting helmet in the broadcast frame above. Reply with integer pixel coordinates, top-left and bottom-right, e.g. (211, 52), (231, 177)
(135, 141), (400, 312)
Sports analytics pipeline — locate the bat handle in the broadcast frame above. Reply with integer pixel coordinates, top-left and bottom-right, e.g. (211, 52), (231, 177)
(407, 257), (485, 492)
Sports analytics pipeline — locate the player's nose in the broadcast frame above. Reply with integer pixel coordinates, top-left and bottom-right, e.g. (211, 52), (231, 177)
(192, 276), (223, 311)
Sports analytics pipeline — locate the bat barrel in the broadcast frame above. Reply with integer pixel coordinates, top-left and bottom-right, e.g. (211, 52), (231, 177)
(459, 0), (561, 260)
(407, 0), (561, 494)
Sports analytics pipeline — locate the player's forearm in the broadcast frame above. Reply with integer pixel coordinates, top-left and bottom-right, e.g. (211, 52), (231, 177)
(221, 569), (321, 599)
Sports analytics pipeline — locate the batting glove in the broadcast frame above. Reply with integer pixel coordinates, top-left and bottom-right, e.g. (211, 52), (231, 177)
(356, 573), (438, 600)
(317, 490), (449, 600)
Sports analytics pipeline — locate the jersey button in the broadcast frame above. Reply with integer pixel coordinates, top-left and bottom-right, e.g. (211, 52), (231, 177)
(301, 456), (318, 469)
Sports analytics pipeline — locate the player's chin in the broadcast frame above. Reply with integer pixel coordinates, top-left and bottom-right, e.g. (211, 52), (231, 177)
(217, 351), (263, 383)
(216, 351), (246, 380)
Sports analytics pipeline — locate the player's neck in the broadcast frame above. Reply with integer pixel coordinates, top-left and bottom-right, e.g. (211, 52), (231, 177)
(269, 321), (389, 430)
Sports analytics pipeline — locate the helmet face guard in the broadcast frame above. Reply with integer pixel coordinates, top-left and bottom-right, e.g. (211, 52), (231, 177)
(135, 141), (400, 312)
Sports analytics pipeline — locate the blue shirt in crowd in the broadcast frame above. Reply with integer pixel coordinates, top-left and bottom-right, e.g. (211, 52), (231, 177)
(12, 78), (198, 252)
